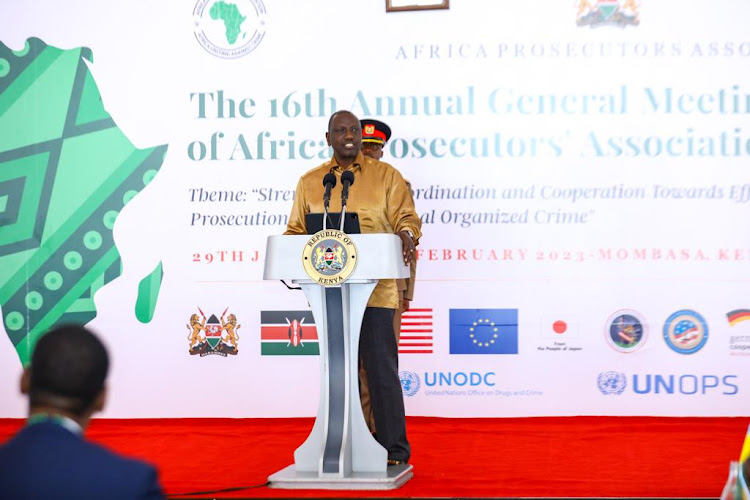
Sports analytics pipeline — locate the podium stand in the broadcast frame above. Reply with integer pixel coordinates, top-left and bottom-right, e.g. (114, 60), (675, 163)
(263, 233), (414, 490)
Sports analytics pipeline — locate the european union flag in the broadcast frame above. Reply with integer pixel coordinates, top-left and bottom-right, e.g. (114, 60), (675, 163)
(449, 309), (519, 354)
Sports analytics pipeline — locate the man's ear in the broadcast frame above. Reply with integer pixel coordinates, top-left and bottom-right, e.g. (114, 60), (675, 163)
(325, 132), (331, 146)
(20, 368), (30, 395)
(92, 385), (107, 413)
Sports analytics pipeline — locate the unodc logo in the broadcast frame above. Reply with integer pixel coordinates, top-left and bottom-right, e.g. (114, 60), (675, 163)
(399, 371), (421, 397)
(193, 0), (267, 59)
(597, 371), (627, 395)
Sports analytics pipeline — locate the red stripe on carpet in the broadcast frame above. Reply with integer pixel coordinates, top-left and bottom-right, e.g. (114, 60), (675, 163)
(0, 416), (745, 498)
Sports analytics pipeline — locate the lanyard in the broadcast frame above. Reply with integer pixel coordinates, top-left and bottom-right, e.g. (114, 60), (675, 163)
(27, 413), (83, 436)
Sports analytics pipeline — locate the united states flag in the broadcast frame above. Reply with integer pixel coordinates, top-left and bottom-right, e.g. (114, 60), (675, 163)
(398, 308), (433, 354)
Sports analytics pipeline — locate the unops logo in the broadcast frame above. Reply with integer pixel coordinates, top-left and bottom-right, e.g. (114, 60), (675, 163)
(399, 371), (421, 397)
(598, 372), (739, 396)
(193, 0), (267, 59)
(597, 371), (627, 395)
(632, 374), (738, 395)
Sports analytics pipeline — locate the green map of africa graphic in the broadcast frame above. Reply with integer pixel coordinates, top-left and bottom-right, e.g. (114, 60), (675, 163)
(0, 38), (167, 365)
(210, 1), (247, 44)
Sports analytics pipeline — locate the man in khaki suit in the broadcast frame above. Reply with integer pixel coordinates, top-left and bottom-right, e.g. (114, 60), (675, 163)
(359, 119), (418, 435)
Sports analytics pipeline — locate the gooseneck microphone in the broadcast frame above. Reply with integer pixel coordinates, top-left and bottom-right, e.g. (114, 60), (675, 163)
(322, 173), (337, 211)
(339, 170), (355, 231)
(322, 173), (337, 231)
(340, 171), (355, 209)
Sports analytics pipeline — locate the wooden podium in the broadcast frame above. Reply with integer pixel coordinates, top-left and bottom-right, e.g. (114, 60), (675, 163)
(263, 233), (414, 490)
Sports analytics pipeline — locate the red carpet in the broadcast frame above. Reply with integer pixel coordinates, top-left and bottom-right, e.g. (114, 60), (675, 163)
(0, 416), (746, 498)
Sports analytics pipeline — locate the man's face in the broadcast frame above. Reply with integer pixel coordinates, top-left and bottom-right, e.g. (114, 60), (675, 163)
(326, 112), (361, 163)
(361, 142), (384, 160)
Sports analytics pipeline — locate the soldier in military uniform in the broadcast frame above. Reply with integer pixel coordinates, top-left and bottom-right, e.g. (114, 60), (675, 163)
(359, 118), (418, 438)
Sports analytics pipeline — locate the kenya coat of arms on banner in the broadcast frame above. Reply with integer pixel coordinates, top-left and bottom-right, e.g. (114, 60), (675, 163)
(577, 0), (640, 27)
(186, 307), (241, 357)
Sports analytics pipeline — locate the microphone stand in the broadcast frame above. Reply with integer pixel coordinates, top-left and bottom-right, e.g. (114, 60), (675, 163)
(339, 204), (347, 232)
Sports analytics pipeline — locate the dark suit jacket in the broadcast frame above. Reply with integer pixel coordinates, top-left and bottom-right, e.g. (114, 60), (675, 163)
(0, 421), (165, 499)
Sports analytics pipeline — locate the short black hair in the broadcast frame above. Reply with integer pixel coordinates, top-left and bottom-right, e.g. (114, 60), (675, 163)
(29, 324), (109, 415)
(327, 110), (356, 133)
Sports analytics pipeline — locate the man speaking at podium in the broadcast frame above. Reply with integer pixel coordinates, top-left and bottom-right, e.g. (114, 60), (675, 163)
(284, 110), (421, 466)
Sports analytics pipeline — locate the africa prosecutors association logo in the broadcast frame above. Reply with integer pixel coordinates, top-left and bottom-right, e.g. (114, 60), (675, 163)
(576, 0), (640, 27)
(260, 311), (319, 355)
(186, 308), (241, 357)
(193, 0), (267, 59)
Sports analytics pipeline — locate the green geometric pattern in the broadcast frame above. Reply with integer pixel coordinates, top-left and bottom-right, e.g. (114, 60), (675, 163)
(135, 261), (163, 324)
(0, 38), (169, 364)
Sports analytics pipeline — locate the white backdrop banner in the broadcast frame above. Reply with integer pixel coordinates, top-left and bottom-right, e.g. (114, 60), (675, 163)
(0, 0), (748, 417)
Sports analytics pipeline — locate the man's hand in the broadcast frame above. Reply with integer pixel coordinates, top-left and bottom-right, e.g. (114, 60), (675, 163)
(402, 298), (411, 312)
(398, 230), (415, 266)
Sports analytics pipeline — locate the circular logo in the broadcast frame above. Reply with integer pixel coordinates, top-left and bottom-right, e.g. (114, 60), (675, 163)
(399, 371), (421, 397)
(605, 309), (648, 353)
(663, 309), (708, 354)
(302, 230), (357, 286)
(597, 371), (626, 395)
(193, 0), (267, 59)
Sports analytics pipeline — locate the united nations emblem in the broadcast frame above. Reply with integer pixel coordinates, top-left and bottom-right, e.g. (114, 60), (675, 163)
(399, 371), (421, 397)
(597, 371), (627, 395)
(302, 230), (357, 285)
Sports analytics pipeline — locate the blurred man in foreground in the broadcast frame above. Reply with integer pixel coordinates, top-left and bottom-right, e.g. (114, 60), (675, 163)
(0, 324), (166, 499)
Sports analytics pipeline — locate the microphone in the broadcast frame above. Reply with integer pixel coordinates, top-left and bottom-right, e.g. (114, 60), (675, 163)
(341, 171), (355, 208)
(322, 173), (336, 211)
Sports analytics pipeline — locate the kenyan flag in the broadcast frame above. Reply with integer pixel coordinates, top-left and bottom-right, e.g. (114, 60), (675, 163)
(260, 310), (319, 355)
